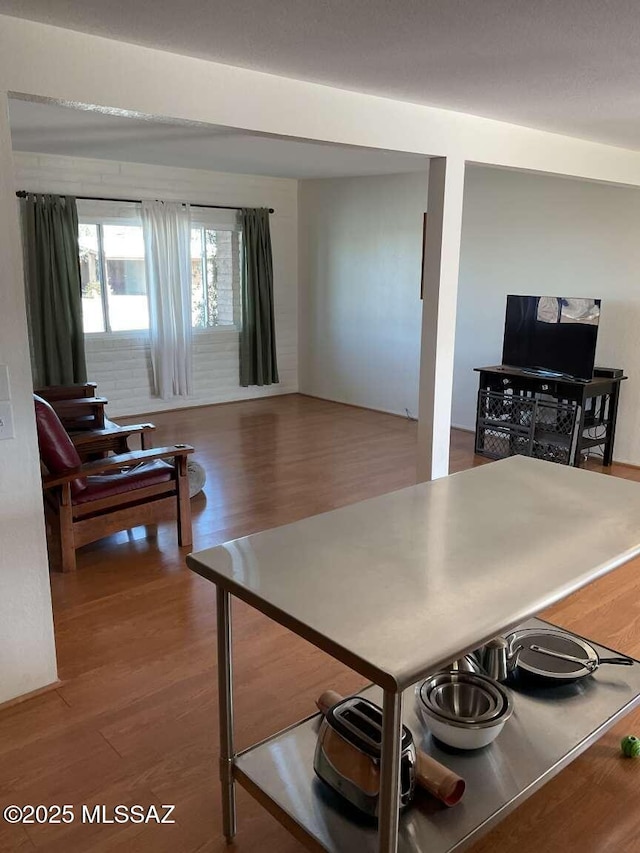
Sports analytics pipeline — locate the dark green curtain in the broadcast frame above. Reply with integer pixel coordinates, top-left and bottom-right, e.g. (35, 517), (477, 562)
(239, 208), (279, 387)
(21, 193), (87, 387)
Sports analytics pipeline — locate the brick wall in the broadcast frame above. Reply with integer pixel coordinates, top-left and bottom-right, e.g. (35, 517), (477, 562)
(14, 152), (298, 417)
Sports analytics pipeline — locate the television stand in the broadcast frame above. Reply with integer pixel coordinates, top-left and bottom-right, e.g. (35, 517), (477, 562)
(474, 365), (626, 466)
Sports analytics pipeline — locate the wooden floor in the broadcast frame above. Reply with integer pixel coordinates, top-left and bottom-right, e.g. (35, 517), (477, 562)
(3, 393), (640, 853)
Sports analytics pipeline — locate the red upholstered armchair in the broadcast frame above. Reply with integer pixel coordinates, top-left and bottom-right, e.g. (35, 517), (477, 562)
(34, 394), (193, 572)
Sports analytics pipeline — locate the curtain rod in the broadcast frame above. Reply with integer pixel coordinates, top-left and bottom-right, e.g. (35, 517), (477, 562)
(15, 191), (274, 214)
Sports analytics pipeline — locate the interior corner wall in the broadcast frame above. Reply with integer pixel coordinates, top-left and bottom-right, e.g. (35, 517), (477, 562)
(298, 170), (428, 417)
(0, 95), (57, 704)
(454, 166), (640, 465)
(12, 151), (298, 417)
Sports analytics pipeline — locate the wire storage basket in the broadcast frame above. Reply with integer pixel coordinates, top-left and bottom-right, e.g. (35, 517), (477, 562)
(475, 391), (578, 465)
(476, 424), (534, 459)
(477, 390), (536, 430)
(531, 440), (572, 465)
(531, 399), (578, 465)
(475, 391), (535, 459)
(534, 399), (577, 436)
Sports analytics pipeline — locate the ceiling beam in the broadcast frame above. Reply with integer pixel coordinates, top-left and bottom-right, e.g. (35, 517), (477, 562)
(2, 15), (640, 187)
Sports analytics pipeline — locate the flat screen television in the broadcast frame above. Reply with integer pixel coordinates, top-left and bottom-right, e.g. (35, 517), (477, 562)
(501, 295), (601, 382)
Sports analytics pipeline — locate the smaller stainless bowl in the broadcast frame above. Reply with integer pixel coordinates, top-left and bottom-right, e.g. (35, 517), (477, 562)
(429, 682), (497, 722)
(419, 671), (507, 724)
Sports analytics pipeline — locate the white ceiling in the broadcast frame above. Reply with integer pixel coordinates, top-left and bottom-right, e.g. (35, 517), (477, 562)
(8, 98), (428, 179)
(2, 1), (640, 150)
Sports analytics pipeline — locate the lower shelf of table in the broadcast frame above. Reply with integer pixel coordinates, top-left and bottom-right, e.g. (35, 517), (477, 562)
(234, 618), (640, 853)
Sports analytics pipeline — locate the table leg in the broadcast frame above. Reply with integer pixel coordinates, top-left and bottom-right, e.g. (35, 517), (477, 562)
(378, 689), (403, 853)
(604, 388), (621, 466)
(216, 587), (236, 842)
(572, 400), (587, 467)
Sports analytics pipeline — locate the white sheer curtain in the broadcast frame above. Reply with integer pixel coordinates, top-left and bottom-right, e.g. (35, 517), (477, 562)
(141, 201), (193, 399)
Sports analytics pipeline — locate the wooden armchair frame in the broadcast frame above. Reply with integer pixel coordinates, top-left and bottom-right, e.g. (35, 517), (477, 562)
(47, 396), (108, 431)
(43, 445), (193, 573)
(71, 422), (156, 461)
(35, 384), (108, 431)
(34, 382), (97, 402)
(35, 385), (156, 456)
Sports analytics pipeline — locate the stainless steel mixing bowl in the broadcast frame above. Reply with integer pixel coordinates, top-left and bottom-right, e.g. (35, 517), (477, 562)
(416, 672), (514, 750)
(419, 671), (508, 724)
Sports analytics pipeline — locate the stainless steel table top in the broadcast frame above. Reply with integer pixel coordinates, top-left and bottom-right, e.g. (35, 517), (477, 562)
(188, 456), (640, 690)
(234, 618), (640, 853)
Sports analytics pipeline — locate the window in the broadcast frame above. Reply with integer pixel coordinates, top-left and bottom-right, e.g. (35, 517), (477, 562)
(79, 222), (149, 333)
(190, 226), (242, 329)
(79, 212), (242, 335)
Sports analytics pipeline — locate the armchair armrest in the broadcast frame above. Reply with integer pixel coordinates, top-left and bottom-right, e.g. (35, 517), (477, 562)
(42, 444), (194, 489)
(49, 396), (108, 412)
(71, 423), (156, 448)
(50, 396), (108, 431)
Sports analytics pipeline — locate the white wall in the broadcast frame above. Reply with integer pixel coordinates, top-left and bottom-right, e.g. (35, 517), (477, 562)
(299, 165), (640, 466)
(299, 172), (428, 416)
(453, 166), (640, 464)
(0, 95), (57, 705)
(13, 152), (298, 416)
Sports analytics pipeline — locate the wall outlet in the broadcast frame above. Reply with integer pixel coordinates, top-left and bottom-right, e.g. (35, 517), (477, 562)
(0, 365), (9, 401)
(0, 401), (15, 439)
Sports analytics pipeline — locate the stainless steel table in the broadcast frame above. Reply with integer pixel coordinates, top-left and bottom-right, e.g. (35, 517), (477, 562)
(187, 456), (640, 853)
(234, 618), (640, 853)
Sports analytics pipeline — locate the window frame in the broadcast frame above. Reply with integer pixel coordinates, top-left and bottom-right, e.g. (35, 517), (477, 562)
(78, 201), (243, 337)
(78, 200), (149, 337)
(190, 223), (242, 332)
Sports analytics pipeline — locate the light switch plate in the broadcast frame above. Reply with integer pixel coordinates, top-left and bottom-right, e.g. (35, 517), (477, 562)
(0, 365), (9, 401)
(0, 401), (15, 439)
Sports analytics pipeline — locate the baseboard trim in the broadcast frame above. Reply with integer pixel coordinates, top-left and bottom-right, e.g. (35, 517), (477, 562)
(0, 679), (63, 712)
(298, 397), (485, 434)
(608, 459), (640, 471)
(112, 391), (300, 421)
(297, 393), (415, 421)
(451, 424), (475, 434)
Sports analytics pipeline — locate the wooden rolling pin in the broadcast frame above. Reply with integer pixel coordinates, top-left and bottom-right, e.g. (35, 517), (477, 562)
(317, 690), (465, 807)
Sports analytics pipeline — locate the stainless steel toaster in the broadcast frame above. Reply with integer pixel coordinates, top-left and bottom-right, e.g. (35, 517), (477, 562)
(313, 695), (416, 817)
